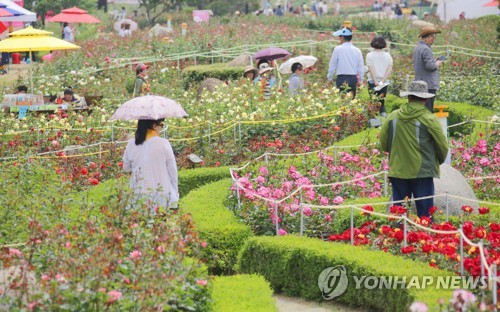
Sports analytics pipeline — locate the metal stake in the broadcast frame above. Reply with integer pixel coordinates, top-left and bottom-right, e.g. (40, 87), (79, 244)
(350, 206), (354, 245)
(299, 189), (304, 237)
(403, 214), (407, 247)
(236, 182), (241, 210)
(274, 200), (279, 236)
(384, 171), (388, 197)
(492, 264), (497, 311)
(445, 192), (449, 222)
(459, 225), (464, 276)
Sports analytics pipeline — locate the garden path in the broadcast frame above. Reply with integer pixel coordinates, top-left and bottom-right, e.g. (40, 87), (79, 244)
(274, 295), (369, 312)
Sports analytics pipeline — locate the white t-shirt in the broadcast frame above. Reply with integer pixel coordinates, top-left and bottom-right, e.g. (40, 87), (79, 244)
(366, 50), (393, 83)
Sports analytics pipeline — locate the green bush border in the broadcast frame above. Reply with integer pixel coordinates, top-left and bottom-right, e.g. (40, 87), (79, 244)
(237, 236), (454, 311)
(182, 63), (245, 89)
(180, 178), (253, 275)
(210, 274), (276, 312)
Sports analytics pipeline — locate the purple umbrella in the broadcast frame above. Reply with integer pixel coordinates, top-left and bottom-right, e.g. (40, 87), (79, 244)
(253, 47), (291, 61)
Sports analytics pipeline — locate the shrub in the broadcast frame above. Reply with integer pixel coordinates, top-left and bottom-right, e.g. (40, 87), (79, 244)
(178, 166), (231, 197)
(180, 179), (253, 275)
(210, 274), (276, 312)
(182, 63), (245, 90)
(237, 236), (454, 311)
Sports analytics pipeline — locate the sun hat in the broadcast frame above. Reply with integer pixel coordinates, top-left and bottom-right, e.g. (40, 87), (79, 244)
(332, 27), (353, 37)
(418, 25), (441, 38)
(400, 81), (435, 99)
(135, 63), (148, 74)
(243, 65), (258, 76)
(259, 66), (274, 75)
(258, 62), (274, 74)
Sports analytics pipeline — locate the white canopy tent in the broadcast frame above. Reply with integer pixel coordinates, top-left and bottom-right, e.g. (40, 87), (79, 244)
(0, 0), (36, 22)
(433, 0), (499, 23)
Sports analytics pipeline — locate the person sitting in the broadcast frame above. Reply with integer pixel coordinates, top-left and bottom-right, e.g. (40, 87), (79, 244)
(16, 86), (28, 94)
(289, 62), (304, 96)
(62, 88), (86, 108)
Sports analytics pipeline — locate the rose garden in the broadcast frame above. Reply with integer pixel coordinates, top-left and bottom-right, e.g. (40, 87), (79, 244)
(0, 3), (499, 312)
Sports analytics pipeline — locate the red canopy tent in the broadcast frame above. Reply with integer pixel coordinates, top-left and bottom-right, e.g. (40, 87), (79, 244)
(47, 6), (101, 23)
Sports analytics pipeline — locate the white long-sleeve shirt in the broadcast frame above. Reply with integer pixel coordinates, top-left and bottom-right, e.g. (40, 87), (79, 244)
(327, 42), (365, 82)
(123, 136), (179, 208)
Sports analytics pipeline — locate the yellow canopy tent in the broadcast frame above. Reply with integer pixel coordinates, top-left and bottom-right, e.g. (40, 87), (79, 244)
(0, 26), (80, 92)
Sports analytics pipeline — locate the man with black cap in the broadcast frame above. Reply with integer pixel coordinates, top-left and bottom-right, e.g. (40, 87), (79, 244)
(380, 80), (448, 218)
(413, 25), (443, 112)
(327, 27), (364, 98)
(133, 63), (150, 97)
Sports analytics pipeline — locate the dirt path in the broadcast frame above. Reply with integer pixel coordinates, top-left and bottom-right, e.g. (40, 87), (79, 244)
(274, 295), (369, 312)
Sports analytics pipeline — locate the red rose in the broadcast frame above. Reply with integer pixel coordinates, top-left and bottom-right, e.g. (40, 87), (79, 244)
(461, 205), (473, 214)
(422, 244), (433, 253)
(429, 206), (438, 215)
(81, 167), (88, 175)
(401, 246), (415, 254)
(475, 227), (486, 239)
(478, 207), (490, 215)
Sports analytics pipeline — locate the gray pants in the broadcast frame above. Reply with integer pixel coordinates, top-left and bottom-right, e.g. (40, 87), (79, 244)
(425, 89), (437, 112)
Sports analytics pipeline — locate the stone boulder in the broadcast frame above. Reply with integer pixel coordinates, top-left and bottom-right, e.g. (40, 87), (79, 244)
(196, 78), (227, 98)
(149, 24), (173, 38)
(227, 54), (252, 67)
(0, 265), (38, 309)
(433, 163), (478, 215)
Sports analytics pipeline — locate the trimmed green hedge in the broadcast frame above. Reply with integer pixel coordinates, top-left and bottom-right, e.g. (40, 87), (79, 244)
(237, 236), (454, 311)
(180, 178), (253, 275)
(182, 63), (245, 89)
(178, 166), (230, 198)
(385, 95), (495, 138)
(210, 274), (276, 312)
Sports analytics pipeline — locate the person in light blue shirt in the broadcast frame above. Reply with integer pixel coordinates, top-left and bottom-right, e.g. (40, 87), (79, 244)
(327, 27), (365, 98)
(289, 62), (304, 96)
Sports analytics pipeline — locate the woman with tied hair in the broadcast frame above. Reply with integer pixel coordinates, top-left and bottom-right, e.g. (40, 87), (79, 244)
(122, 118), (179, 211)
(366, 36), (393, 117)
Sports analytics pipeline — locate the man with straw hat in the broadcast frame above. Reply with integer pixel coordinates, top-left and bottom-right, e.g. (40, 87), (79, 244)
(413, 25), (443, 112)
(380, 80), (449, 218)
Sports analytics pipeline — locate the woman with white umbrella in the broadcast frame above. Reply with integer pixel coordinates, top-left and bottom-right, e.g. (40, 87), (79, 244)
(122, 118), (178, 211)
(113, 95), (188, 212)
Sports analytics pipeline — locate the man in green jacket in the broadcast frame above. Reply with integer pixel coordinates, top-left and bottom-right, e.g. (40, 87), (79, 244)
(380, 80), (449, 217)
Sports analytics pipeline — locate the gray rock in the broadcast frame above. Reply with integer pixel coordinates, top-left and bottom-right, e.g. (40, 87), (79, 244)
(196, 78), (227, 98)
(0, 265), (38, 309)
(434, 163), (478, 215)
(227, 54), (252, 67)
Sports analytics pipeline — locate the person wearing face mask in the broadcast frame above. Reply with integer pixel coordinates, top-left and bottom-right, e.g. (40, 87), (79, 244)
(133, 63), (151, 97)
(122, 118), (179, 210)
(413, 26), (443, 112)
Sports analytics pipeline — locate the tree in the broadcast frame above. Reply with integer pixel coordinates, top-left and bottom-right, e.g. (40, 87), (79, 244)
(138, 0), (185, 26)
(25, 0), (95, 25)
(185, 0), (259, 15)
